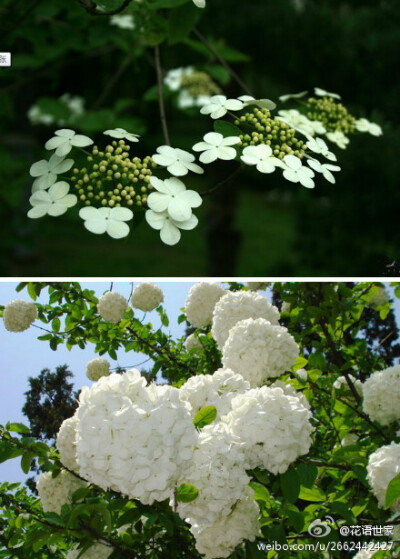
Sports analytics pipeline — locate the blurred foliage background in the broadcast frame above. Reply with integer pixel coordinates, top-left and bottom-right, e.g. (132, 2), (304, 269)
(0, 0), (399, 276)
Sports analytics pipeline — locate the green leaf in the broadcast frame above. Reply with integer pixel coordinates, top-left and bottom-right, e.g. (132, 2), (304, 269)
(385, 472), (400, 508)
(21, 452), (33, 474)
(299, 485), (326, 502)
(176, 484), (199, 503)
(296, 463), (318, 488)
(168, 3), (201, 45)
(147, 0), (188, 8)
(7, 423), (30, 434)
(193, 405), (217, 429)
(249, 481), (270, 503)
(214, 120), (242, 138)
(280, 468), (300, 503)
(52, 318), (61, 333)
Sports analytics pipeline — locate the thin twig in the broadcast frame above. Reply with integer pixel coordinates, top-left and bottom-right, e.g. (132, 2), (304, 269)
(201, 166), (242, 198)
(154, 45), (171, 146)
(193, 28), (253, 96)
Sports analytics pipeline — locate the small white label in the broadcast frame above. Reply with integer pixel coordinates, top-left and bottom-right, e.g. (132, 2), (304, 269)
(0, 53), (11, 67)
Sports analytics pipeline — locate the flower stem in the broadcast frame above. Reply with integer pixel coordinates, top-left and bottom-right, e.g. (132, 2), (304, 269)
(154, 45), (171, 147)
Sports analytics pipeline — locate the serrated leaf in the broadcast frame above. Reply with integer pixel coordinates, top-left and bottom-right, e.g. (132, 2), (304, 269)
(193, 405), (217, 429)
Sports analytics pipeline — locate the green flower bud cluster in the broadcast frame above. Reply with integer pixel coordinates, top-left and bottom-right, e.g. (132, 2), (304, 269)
(69, 140), (155, 209)
(180, 71), (221, 97)
(306, 96), (356, 134)
(235, 108), (307, 159)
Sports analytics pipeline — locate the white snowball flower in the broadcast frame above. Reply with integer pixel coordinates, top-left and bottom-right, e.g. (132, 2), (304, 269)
(192, 0), (206, 7)
(326, 131), (349, 149)
(66, 543), (112, 559)
(152, 146), (203, 177)
(246, 282), (270, 291)
(86, 357), (110, 381)
(192, 132), (240, 164)
(367, 442), (400, 511)
(185, 282), (226, 328)
(200, 95), (244, 119)
(189, 487), (260, 559)
(222, 318), (299, 387)
(45, 129), (93, 157)
(279, 90), (308, 103)
(184, 332), (204, 353)
(355, 118), (383, 137)
(362, 365), (400, 426)
(130, 282), (164, 312)
(79, 207), (133, 239)
(37, 470), (86, 514)
(333, 374), (363, 395)
(30, 154), (74, 191)
(272, 380), (311, 411)
(294, 368), (308, 382)
(110, 14), (135, 29)
(314, 87), (341, 100)
(56, 415), (80, 473)
(282, 155), (315, 188)
(76, 370), (198, 504)
(179, 368), (250, 419)
(147, 177), (202, 222)
(176, 422), (250, 524)
(222, 385), (314, 474)
(97, 291), (128, 323)
(238, 95), (277, 110)
(103, 128), (140, 142)
(145, 209), (198, 246)
(341, 433), (359, 447)
(307, 159), (341, 183)
(3, 300), (37, 332)
(241, 144), (283, 174)
(306, 137), (337, 161)
(278, 109), (326, 137)
(28, 182), (77, 218)
(212, 290), (280, 349)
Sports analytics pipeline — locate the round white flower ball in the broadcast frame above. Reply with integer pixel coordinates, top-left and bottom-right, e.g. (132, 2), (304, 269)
(86, 357), (110, 381)
(56, 415), (80, 473)
(341, 433), (359, 447)
(212, 291), (280, 349)
(37, 470), (86, 514)
(294, 368), (308, 382)
(184, 333), (204, 353)
(222, 385), (313, 474)
(76, 369), (198, 505)
(185, 282), (226, 328)
(222, 318), (299, 387)
(66, 543), (112, 559)
(367, 442), (400, 511)
(130, 282), (164, 312)
(189, 487), (260, 559)
(362, 365), (400, 426)
(179, 368), (250, 419)
(333, 374), (363, 396)
(3, 300), (38, 332)
(97, 291), (128, 323)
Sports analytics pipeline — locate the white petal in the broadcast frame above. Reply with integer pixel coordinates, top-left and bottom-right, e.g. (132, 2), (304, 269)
(217, 146), (237, 160)
(193, 141), (212, 152)
(241, 155), (258, 166)
(173, 213), (198, 231)
(210, 107), (227, 119)
(153, 153), (175, 167)
(200, 149), (218, 164)
(283, 155), (302, 171)
(282, 169), (299, 183)
(179, 189), (202, 208)
(107, 220), (130, 239)
(167, 162), (189, 177)
(147, 192), (169, 213)
(222, 136), (241, 146)
(60, 194), (77, 208)
(55, 129), (76, 138)
(149, 176), (170, 194)
(55, 142), (72, 157)
(204, 132), (223, 145)
(166, 178), (186, 194)
(225, 99), (244, 111)
(110, 207), (134, 221)
(30, 160), (49, 177)
(257, 161), (277, 174)
(79, 206), (101, 220)
(28, 206), (49, 219)
(53, 158), (74, 174)
(168, 198), (192, 222)
(48, 203), (69, 216)
(84, 218), (108, 235)
(145, 210), (166, 230)
(160, 220), (181, 245)
(49, 182), (70, 200)
(71, 135), (93, 147)
(45, 137), (66, 151)
(30, 191), (51, 205)
(185, 161), (204, 175)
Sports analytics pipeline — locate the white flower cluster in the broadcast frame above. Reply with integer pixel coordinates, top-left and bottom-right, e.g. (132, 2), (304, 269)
(189, 488), (260, 559)
(66, 543), (112, 559)
(180, 368), (250, 419)
(333, 374), (363, 396)
(2, 300), (38, 332)
(28, 94), (85, 127)
(184, 332), (204, 353)
(185, 282), (226, 328)
(367, 442), (400, 511)
(97, 291), (128, 323)
(222, 385), (313, 474)
(211, 291), (280, 349)
(355, 118), (383, 137)
(130, 282), (164, 312)
(56, 415), (80, 473)
(37, 470), (86, 514)
(222, 318), (299, 387)
(86, 357), (110, 381)
(76, 370), (197, 504)
(362, 365), (400, 426)
(278, 109), (326, 137)
(164, 67), (212, 109)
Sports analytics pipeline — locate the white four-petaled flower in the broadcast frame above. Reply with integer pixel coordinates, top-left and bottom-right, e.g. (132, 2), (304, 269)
(314, 87), (341, 100)
(145, 210), (198, 246)
(282, 155), (315, 188)
(192, 132), (240, 164)
(200, 95), (244, 119)
(28, 182), (77, 218)
(79, 206), (133, 239)
(30, 153), (74, 191)
(306, 137), (337, 161)
(147, 177), (202, 221)
(103, 128), (140, 142)
(355, 118), (383, 137)
(152, 146), (203, 177)
(45, 129), (93, 157)
(326, 131), (349, 149)
(241, 145), (282, 174)
(307, 159), (341, 184)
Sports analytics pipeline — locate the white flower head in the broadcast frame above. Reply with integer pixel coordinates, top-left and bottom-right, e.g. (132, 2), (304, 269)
(110, 14), (135, 29)
(145, 209), (198, 246)
(355, 118), (383, 137)
(278, 110), (326, 137)
(30, 153), (74, 191)
(282, 155), (315, 188)
(326, 131), (349, 149)
(279, 90), (308, 103)
(97, 291), (128, 323)
(200, 95), (244, 119)
(45, 129), (93, 157)
(241, 144), (283, 174)
(152, 146), (203, 177)
(164, 67), (193, 91)
(28, 182), (77, 218)
(56, 415), (80, 473)
(86, 358), (110, 381)
(238, 95), (277, 111)
(148, 177), (202, 222)
(3, 300), (37, 332)
(37, 470), (86, 514)
(130, 282), (164, 312)
(314, 87), (341, 100)
(307, 159), (341, 183)
(367, 442), (400, 511)
(66, 543), (112, 559)
(79, 206), (133, 239)
(306, 137), (337, 161)
(192, 132), (240, 164)
(185, 282), (226, 328)
(362, 365), (400, 426)
(103, 128), (140, 142)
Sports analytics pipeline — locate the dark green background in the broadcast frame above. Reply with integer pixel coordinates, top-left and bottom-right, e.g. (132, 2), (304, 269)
(1, 0), (399, 276)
